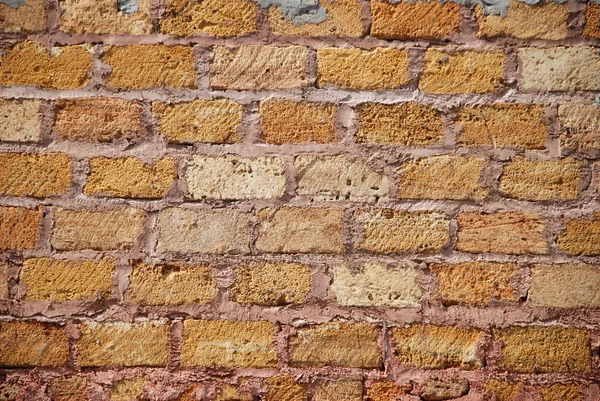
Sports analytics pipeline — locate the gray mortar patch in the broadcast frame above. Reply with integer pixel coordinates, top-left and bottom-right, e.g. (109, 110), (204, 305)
(118, 0), (138, 14)
(0, 0), (25, 8)
(257, 0), (328, 25)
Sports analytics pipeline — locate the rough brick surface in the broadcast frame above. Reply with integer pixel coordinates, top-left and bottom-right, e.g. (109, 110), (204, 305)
(0, 0), (45, 33)
(584, 3), (600, 38)
(558, 103), (600, 150)
(530, 263), (600, 308)
(0, 321), (69, 367)
(49, 376), (87, 401)
(266, 376), (307, 401)
(366, 382), (412, 401)
(0, 99), (41, 142)
(59, 0), (152, 35)
(557, 213), (600, 255)
(0, 263), (7, 300)
(0, 206), (40, 251)
(0, 153), (71, 197)
(314, 380), (363, 401)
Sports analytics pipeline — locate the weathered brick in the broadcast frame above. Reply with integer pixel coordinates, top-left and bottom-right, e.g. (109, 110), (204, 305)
(558, 103), (600, 151)
(420, 50), (505, 94)
(110, 378), (146, 401)
(59, 0), (152, 35)
(355, 102), (443, 146)
(354, 209), (450, 254)
(295, 155), (389, 202)
(482, 381), (521, 401)
(0, 321), (68, 367)
(366, 382), (412, 401)
(78, 321), (168, 367)
(421, 378), (469, 401)
(266, 376), (307, 401)
(54, 98), (144, 142)
(456, 104), (547, 149)
(539, 383), (582, 401)
(430, 262), (517, 306)
(231, 262), (311, 306)
(214, 382), (252, 401)
(153, 99), (242, 144)
(0, 153), (71, 197)
(391, 325), (483, 369)
(0, 206), (40, 251)
(211, 46), (309, 90)
(0, 0), (45, 33)
(49, 376), (87, 401)
(181, 320), (277, 367)
(84, 157), (176, 199)
(102, 45), (196, 89)
(331, 262), (421, 307)
(476, 0), (567, 40)
(584, 3), (600, 38)
(314, 380), (362, 401)
(20, 258), (114, 301)
(371, 1), (460, 40)
(317, 48), (410, 90)
(557, 212), (600, 255)
(256, 208), (343, 254)
(0, 99), (41, 142)
(289, 322), (381, 368)
(530, 263), (600, 308)
(0, 41), (92, 89)
(456, 212), (547, 255)
(128, 261), (217, 306)
(160, 0), (257, 37)
(259, 99), (337, 144)
(397, 155), (487, 200)
(268, 0), (363, 37)
(518, 47), (600, 92)
(0, 263), (7, 300)
(156, 208), (251, 254)
(493, 326), (590, 373)
(51, 208), (144, 251)
(185, 156), (286, 200)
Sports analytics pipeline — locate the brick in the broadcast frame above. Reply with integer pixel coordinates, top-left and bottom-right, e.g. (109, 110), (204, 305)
(493, 326), (590, 373)
(0, 153), (71, 198)
(0, 99), (41, 142)
(499, 158), (580, 200)
(539, 383), (582, 401)
(519, 47), (600, 92)
(295, 155), (389, 202)
(397, 155), (487, 200)
(110, 378), (146, 401)
(391, 325), (483, 369)
(153, 99), (242, 144)
(49, 376), (87, 401)
(289, 322), (381, 368)
(557, 212), (600, 255)
(20, 258), (114, 301)
(0, 382), (20, 400)
(268, 0), (363, 37)
(530, 263), (600, 308)
(331, 262), (421, 307)
(256, 207), (343, 254)
(259, 99), (337, 144)
(0, 263), (7, 299)
(482, 381), (521, 401)
(211, 46), (309, 90)
(160, 0), (257, 37)
(558, 103), (600, 151)
(54, 98), (143, 142)
(366, 382), (412, 401)
(231, 262), (311, 306)
(128, 261), (217, 306)
(421, 378), (469, 401)
(266, 377), (306, 401)
(59, 0), (151, 35)
(181, 320), (277, 368)
(430, 262), (517, 306)
(185, 156), (286, 200)
(314, 380), (362, 401)
(78, 321), (169, 367)
(0, 41), (92, 89)
(476, 0), (567, 40)
(84, 157), (176, 199)
(51, 208), (144, 251)
(102, 45), (196, 89)
(0, 206), (40, 251)
(0, 321), (68, 367)
(317, 48), (409, 90)
(456, 104), (547, 149)
(355, 102), (443, 146)
(354, 209), (450, 254)
(156, 208), (251, 254)
(420, 49), (505, 94)
(0, 0), (45, 33)
(456, 212), (547, 255)
(371, 1), (460, 40)
(584, 3), (600, 38)
(214, 383), (252, 401)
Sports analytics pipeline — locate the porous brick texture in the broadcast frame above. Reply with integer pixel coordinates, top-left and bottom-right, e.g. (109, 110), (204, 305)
(0, 1), (599, 399)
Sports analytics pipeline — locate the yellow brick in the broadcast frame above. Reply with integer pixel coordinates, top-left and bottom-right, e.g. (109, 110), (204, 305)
(0, 263), (7, 300)
(314, 380), (363, 401)
(482, 381), (521, 401)
(259, 99), (337, 144)
(0, 99), (41, 142)
(317, 47), (410, 90)
(0, 0), (45, 33)
(59, 0), (152, 35)
(49, 376), (87, 401)
(557, 212), (600, 255)
(584, 3), (600, 38)
(421, 378), (469, 400)
(366, 382), (412, 401)
(160, 0), (257, 37)
(0, 206), (40, 251)
(266, 376), (307, 401)
(20, 258), (114, 301)
(181, 320), (277, 368)
(0, 321), (69, 367)
(539, 383), (582, 401)
(153, 99), (242, 144)
(0, 41), (92, 89)
(0, 153), (71, 197)
(110, 377), (146, 401)
(103, 45), (196, 89)
(356, 102), (443, 146)
(127, 261), (217, 306)
(558, 103), (600, 151)
(420, 49), (505, 94)
(531, 264), (600, 309)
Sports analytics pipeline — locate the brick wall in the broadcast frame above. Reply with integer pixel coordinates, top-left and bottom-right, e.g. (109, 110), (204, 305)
(0, 0), (599, 400)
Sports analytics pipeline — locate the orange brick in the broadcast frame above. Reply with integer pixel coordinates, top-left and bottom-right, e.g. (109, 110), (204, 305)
(584, 3), (600, 38)
(266, 376), (307, 401)
(0, 0), (45, 33)
(557, 212), (600, 255)
(0, 153), (71, 197)
(59, 0), (152, 35)
(0, 321), (69, 367)
(0, 206), (40, 251)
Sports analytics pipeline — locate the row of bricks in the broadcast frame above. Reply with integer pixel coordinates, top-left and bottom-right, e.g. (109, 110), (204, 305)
(2, 42), (600, 92)
(3, 0), (600, 40)
(2, 97), (600, 151)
